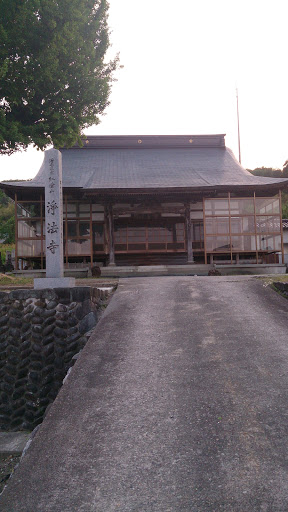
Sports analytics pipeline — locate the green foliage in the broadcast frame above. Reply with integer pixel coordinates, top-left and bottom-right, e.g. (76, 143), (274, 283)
(0, 0), (118, 154)
(282, 192), (288, 219)
(0, 190), (15, 243)
(247, 165), (288, 217)
(0, 243), (15, 264)
(0, 189), (9, 206)
(247, 166), (283, 177)
(248, 165), (288, 178)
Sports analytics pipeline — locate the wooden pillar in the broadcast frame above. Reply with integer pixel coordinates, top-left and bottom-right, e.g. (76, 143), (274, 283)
(203, 198), (207, 264)
(15, 193), (18, 271)
(228, 192), (233, 264)
(90, 203), (93, 266)
(279, 189), (285, 264)
(172, 223), (177, 244)
(107, 204), (115, 266)
(253, 191), (259, 264)
(64, 195), (69, 268)
(185, 203), (194, 264)
(104, 206), (109, 255)
(40, 194), (43, 269)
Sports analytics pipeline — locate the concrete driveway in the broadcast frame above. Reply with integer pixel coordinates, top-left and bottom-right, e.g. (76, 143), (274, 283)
(1, 276), (288, 511)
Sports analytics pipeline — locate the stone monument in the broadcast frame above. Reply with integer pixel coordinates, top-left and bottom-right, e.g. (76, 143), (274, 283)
(34, 149), (75, 289)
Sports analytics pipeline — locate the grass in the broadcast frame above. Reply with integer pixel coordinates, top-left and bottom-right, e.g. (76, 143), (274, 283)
(0, 274), (118, 288)
(257, 274), (288, 285)
(0, 454), (20, 493)
(0, 274), (33, 287)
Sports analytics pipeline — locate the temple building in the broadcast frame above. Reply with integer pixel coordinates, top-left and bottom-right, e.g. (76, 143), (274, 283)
(1, 134), (288, 270)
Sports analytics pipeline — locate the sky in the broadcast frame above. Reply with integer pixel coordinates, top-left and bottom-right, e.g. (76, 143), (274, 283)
(1, 0), (288, 181)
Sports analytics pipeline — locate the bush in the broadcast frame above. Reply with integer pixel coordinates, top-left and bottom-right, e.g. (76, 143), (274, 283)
(0, 243), (15, 264)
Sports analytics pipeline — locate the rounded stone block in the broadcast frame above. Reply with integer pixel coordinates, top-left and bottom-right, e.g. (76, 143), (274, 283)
(28, 372), (41, 383)
(42, 334), (55, 346)
(42, 308), (56, 318)
(9, 317), (22, 328)
(0, 325), (9, 336)
(20, 340), (31, 350)
(43, 343), (54, 358)
(32, 343), (42, 353)
(54, 326), (67, 338)
(20, 348), (31, 360)
(31, 318), (44, 326)
(55, 320), (68, 329)
(9, 308), (23, 318)
(4, 364), (17, 376)
(21, 322), (31, 333)
(0, 315), (9, 326)
(10, 328), (21, 338)
(47, 300), (58, 310)
(30, 353), (43, 362)
(4, 374), (15, 385)
(43, 324), (55, 337)
(17, 368), (28, 380)
(43, 316), (55, 327)
(23, 304), (34, 314)
(30, 361), (43, 371)
(79, 311), (97, 334)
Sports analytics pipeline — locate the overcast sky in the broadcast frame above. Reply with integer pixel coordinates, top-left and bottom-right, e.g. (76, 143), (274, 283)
(1, 0), (287, 181)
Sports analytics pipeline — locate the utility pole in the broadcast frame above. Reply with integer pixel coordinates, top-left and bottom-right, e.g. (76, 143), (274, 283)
(236, 88), (241, 164)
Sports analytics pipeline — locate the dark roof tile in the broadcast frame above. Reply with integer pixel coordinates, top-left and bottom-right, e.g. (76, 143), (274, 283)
(2, 136), (288, 191)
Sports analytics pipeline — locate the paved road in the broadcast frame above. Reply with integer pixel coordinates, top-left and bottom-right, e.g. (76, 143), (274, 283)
(1, 276), (288, 511)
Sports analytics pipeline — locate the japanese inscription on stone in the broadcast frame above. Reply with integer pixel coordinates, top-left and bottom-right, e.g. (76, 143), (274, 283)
(44, 149), (64, 278)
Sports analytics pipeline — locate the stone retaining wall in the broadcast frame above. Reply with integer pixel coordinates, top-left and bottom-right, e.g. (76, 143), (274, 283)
(0, 287), (105, 431)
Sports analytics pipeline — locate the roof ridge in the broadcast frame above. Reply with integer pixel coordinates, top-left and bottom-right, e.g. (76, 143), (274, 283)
(64, 134), (226, 150)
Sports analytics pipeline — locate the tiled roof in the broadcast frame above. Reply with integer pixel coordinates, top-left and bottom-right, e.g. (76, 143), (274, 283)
(2, 135), (288, 192)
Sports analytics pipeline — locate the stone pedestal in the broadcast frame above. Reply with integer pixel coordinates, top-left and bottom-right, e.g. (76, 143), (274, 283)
(34, 277), (75, 289)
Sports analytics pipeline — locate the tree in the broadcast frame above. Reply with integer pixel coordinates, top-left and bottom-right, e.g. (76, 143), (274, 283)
(283, 160), (288, 177)
(0, 0), (118, 155)
(247, 164), (288, 217)
(0, 190), (15, 243)
(281, 162), (288, 217)
(0, 188), (9, 207)
(247, 166), (283, 178)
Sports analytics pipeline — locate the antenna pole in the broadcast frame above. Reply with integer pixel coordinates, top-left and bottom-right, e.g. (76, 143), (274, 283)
(236, 88), (241, 164)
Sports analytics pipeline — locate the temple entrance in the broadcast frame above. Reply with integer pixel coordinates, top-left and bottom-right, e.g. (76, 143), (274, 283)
(114, 218), (186, 254)
(113, 218), (186, 266)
